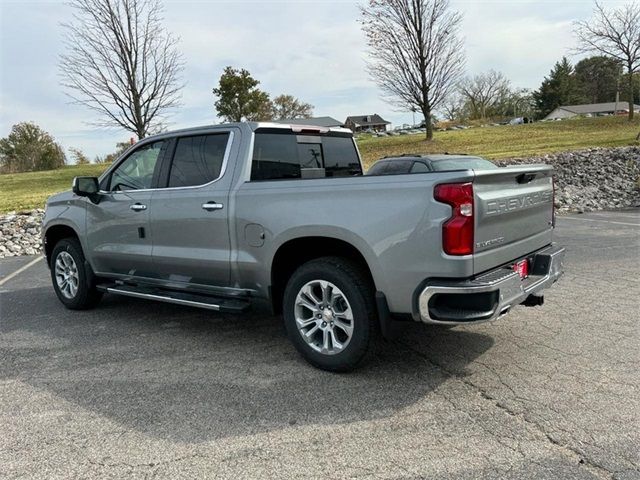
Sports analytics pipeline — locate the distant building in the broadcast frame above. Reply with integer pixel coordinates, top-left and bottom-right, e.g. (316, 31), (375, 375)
(274, 116), (344, 128)
(544, 102), (640, 120)
(344, 114), (390, 133)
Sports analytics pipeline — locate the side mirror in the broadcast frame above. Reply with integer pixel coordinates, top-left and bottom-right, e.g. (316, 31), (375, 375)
(72, 176), (100, 202)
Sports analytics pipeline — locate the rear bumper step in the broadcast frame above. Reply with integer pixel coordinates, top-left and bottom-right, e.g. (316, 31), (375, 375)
(96, 284), (250, 313)
(417, 244), (565, 325)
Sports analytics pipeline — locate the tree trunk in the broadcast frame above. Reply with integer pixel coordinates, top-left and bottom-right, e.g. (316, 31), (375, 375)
(636, 130), (640, 141)
(424, 111), (433, 141)
(629, 71), (635, 121)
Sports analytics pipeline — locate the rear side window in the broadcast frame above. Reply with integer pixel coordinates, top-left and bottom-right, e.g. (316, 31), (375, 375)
(251, 132), (362, 181)
(168, 133), (230, 187)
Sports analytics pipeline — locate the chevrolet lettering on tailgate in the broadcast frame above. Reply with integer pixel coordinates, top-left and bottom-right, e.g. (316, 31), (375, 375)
(485, 190), (553, 216)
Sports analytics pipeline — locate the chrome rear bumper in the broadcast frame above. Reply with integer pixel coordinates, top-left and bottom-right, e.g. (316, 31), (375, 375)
(417, 244), (565, 325)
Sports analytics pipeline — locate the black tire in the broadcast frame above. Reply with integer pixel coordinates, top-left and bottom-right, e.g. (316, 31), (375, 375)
(283, 256), (379, 372)
(50, 238), (103, 310)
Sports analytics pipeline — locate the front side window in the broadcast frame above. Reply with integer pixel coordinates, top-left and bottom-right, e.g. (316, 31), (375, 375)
(251, 132), (362, 181)
(109, 141), (165, 191)
(168, 133), (230, 187)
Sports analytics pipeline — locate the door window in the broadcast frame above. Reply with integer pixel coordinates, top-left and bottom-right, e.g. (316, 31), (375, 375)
(167, 133), (230, 188)
(109, 141), (165, 191)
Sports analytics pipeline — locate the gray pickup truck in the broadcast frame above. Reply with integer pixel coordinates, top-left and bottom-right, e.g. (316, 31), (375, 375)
(43, 122), (564, 371)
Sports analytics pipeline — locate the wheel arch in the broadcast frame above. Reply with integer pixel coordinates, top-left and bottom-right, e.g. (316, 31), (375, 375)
(43, 224), (81, 265)
(269, 235), (382, 315)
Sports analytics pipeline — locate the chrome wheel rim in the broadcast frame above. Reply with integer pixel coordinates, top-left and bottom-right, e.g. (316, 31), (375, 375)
(55, 251), (79, 299)
(294, 280), (354, 355)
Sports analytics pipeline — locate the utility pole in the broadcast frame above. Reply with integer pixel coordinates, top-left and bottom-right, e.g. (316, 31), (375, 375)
(614, 77), (620, 115)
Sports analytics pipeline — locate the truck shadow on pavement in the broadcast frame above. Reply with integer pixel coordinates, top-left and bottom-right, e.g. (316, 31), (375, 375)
(1, 287), (494, 443)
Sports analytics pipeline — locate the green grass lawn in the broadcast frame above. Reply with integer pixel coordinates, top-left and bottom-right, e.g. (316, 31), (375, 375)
(357, 116), (640, 167)
(0, 116), (638, 214)
(0, 163), (109, 214)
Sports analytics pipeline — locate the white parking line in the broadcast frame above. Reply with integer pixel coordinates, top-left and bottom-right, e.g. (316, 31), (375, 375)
(558, 217), (640, 227)
(0, 256), (44, 287)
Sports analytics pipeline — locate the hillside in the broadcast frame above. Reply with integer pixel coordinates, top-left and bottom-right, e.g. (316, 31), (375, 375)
(0, 163), (109, 214)
(0, 116), (638, 214)
(357, 116), (639, 167)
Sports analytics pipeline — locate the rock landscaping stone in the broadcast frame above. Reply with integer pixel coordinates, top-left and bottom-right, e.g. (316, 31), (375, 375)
(497, 146), (640, 214)
(0, 209), (44, 259)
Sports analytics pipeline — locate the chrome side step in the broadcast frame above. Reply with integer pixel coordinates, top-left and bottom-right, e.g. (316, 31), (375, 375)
(97, 284), (250, 313)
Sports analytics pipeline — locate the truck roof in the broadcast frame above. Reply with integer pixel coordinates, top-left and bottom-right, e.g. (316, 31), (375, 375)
(141, 122), (353, 142)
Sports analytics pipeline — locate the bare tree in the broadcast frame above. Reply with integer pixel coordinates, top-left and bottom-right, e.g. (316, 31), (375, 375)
(574, 1), (640, 120)
(458, 70), (511, 120)
(439, 93), (465, 122)
(60, 0), (184, 139)
(360, 0), (466, 140)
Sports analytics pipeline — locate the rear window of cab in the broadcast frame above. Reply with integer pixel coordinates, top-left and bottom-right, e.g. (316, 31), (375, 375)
(250, 132), (363, 181)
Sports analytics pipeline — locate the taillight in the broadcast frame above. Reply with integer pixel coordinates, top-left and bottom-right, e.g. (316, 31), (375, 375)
(434, 182), (474, 255)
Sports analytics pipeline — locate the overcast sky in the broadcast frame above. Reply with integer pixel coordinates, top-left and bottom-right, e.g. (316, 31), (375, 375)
(0, 0), (629, 160)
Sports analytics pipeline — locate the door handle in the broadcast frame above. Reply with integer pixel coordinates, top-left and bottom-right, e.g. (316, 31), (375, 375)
(130, 203), (147, 211)
(202, 201), (224, 211)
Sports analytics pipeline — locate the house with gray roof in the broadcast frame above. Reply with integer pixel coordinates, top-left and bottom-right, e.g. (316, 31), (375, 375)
(273, 116), (343, 128)
(544, 102), (640, 120)
(344, 114), (390, 133)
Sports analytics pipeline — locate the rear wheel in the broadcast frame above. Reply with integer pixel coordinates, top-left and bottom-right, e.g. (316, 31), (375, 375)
(50, 238), (102, 310)
(283, 257), (379, 372)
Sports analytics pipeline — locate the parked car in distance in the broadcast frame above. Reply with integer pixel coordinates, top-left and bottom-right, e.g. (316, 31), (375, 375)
(367, 154), (498, 176)
(43, 122), (564, 372)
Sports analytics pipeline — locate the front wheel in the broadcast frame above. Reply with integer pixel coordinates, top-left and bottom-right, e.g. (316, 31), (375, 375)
(283, 257), (379, 372)
(50, 238), (102, 310)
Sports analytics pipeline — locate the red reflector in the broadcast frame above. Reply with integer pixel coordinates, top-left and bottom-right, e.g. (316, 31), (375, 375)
(513, 259), (529, 279)
(434, 182), (474, 255)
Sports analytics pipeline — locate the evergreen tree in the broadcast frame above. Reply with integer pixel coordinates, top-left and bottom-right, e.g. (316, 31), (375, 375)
(533, 57), (581, 118)
(574, 56), (623, 104)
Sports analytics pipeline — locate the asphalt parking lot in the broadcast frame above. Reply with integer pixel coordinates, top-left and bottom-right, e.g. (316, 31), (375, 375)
(1, 210), (638, 479)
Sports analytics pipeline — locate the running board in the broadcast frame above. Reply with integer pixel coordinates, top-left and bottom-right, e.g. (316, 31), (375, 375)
(97, 284), (250, 313)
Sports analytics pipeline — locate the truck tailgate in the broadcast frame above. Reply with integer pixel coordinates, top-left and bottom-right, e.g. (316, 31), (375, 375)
(473, 165), (554, 274)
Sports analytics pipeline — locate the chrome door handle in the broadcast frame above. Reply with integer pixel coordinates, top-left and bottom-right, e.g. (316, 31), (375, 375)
(202, 201), (224, 211)
(130, 203), (147, 211)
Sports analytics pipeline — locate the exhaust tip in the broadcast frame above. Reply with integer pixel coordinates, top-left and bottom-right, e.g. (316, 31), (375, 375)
(523, 294), (544, 307)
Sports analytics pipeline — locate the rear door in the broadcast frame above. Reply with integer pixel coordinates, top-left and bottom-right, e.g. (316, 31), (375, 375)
(149, 129), (237, 288)
(472, 165), (554, 273)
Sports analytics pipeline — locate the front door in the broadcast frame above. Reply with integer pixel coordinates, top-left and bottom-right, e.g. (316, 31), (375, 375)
(149, 131), (235, 288)
(86, 140), (167, 277)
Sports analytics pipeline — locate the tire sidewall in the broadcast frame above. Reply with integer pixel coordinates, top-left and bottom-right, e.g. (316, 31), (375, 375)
(283, 260), (373, 371)
(50, 239), (90, 309)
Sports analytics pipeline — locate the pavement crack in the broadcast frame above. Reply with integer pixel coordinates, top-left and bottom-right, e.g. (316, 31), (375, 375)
(397, 339), (617, 479)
